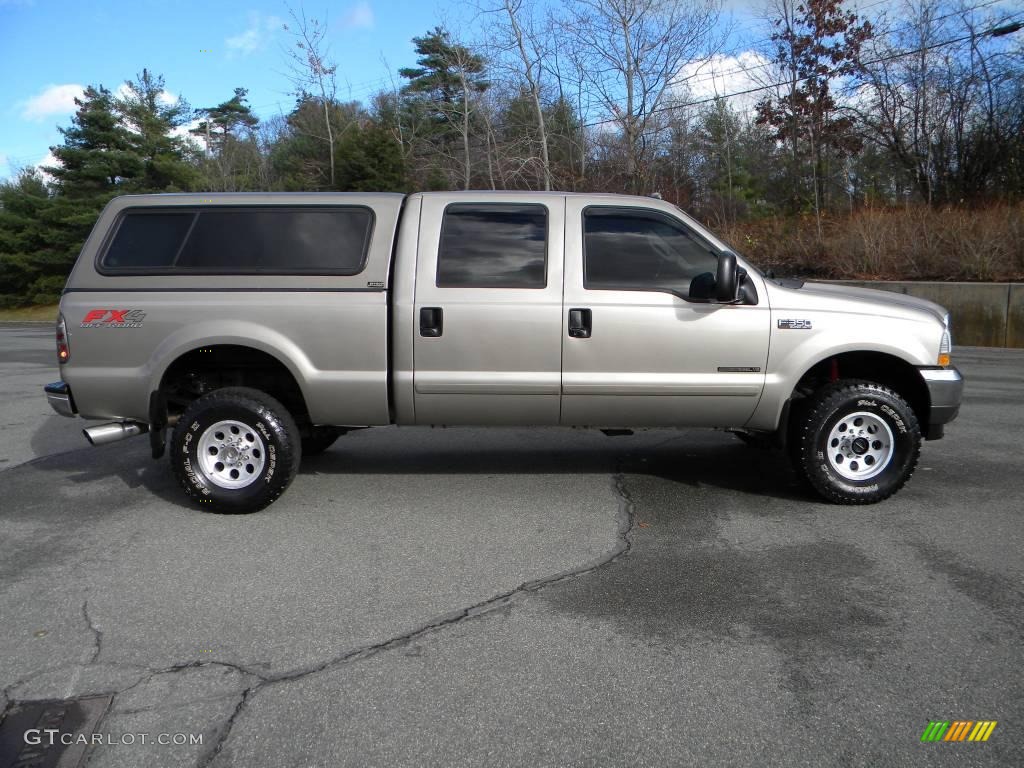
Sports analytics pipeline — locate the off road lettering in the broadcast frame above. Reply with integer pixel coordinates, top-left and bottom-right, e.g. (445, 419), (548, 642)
(880, 404), (907, 432)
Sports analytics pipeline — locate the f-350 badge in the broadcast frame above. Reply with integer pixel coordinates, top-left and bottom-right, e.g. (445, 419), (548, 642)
(778, 319), (812, 329)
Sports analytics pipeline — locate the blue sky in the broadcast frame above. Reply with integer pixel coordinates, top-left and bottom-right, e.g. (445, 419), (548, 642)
(0, 0), (484, 177)
(0, 0), (779, 180)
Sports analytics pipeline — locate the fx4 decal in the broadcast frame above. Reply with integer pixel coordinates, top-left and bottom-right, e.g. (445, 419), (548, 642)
(81, 309), (147, 328)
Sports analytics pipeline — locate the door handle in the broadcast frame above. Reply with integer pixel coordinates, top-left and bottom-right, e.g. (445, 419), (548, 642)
(420, 307), (443, 337)
(568, 308), (592, 338)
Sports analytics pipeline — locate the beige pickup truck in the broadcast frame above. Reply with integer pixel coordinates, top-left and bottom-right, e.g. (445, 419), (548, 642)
(44, 191), (963, 512)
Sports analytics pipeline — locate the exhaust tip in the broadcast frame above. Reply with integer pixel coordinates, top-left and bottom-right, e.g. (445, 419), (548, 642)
(83, 421), (149, 446)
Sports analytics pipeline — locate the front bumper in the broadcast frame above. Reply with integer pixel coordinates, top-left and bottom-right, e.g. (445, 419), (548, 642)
(44, 381), (77, 417)
(919, 367), (964, 439)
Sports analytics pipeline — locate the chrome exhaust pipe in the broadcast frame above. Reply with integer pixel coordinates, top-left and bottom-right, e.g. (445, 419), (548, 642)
(83, 421), (149, 446)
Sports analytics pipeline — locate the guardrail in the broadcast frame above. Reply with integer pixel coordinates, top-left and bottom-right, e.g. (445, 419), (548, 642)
(821, 281), (1023, 348)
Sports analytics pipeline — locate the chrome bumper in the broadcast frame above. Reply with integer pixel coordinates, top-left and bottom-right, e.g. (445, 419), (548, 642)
(44, 381), (77, 418)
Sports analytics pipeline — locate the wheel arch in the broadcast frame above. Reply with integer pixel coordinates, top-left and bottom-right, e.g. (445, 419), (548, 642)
(155, 343), (311, 427)
(778, 350), (932, 445)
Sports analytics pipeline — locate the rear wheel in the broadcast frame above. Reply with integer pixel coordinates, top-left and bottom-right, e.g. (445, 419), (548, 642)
(791, 380), (921, 504)
(171, 387), (301, 513)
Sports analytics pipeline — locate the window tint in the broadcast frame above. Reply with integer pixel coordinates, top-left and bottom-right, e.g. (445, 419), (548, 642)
(102, 212), (194, 269)
(583, 208), (720, 298)
(437, 204), (547, 288)
(100, 207), (373, 275)
(176, 209), (371, 273)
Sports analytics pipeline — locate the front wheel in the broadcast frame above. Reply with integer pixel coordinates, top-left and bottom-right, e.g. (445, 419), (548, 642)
(791, 380), (921, 504)
(171, 387), (301, 513)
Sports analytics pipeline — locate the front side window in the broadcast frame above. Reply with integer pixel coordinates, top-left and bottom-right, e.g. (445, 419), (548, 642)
(583, 208), (720, 298)
(436, 204), (547, 288)
(99, 206), (373, 275)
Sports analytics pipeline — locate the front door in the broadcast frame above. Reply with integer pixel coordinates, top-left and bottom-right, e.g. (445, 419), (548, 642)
(560, 200), (770, 427)
(413, 195), (565, 425)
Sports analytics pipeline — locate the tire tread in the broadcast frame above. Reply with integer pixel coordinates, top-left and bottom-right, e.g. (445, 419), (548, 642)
(793, 379), (921, 505)
(171, 387), (301, 513)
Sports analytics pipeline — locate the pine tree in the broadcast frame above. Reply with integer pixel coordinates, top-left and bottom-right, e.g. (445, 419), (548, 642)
(116, 69), (198, 192)
(192, 88), (262, 191)
(400, 27), (489, 188)
(192, 87), (260, 154)
(45, 86), (142, 197)
(336, 122), (406, 192)
(0, 171), (53, 306)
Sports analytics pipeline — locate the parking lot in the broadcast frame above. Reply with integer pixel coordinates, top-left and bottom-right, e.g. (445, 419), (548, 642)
(1, 324), (1022, 767)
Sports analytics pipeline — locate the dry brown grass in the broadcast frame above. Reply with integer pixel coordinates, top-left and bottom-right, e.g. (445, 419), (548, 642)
(0, 304), (59, 322)
(719, 203), (1024, 281)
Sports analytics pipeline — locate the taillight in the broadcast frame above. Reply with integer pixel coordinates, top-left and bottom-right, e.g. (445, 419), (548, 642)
(56, 313), (70, 364)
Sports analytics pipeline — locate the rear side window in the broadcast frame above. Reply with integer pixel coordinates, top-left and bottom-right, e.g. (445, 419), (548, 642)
(584, 208), (719, 298)
(436, 204), (547, 288)
(102, 212), (194, 269)
(99, 207), (374, 275)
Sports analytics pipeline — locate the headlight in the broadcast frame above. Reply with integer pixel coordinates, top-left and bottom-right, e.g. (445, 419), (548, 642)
(938, 328), (951, 367)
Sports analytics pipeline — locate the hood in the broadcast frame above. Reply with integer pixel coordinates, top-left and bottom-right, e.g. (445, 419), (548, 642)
(789, 281), (948, 325)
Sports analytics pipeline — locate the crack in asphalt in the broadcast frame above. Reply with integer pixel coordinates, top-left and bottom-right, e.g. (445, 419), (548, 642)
(4, 472), (637, 768)
(195, 472), (636, 767)
(82, 600), (103, 665)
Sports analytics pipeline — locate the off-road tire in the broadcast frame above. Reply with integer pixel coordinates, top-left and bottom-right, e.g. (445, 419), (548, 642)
(301, 426), (345, 456)
(171, 387), (301, 513)
(791, 380), (921, 504)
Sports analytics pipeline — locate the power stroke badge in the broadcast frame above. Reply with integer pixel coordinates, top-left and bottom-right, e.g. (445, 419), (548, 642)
(80, 309), (147, 328)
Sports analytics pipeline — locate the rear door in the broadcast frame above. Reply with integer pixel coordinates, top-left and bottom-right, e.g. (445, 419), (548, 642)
(412, 195), (565, 425)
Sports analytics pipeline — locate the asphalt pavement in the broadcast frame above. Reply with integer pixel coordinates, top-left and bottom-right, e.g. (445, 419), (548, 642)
(1, 324), (1022, 767)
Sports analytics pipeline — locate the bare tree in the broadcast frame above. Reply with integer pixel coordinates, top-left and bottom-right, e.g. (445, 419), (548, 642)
(564, 0), (723, 193)
(480, 0), (555, 189)
(856, 0), (1024, 205)
(755, 0), (872, 239)
(281, 4), (339, 187)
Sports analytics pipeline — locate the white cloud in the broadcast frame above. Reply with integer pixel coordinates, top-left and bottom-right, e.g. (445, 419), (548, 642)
(673, 51), (775, 114)
(20, 84), (85, 121)
(34, 150), (60, 183)
(226, 12), (282, 57)
(114, 82), (179, 106)
(341, 1), (374, 30)
(171, 119), (206, 153)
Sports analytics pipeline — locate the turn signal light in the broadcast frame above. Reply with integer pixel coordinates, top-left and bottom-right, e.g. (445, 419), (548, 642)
(56, 313), (70, 364)
(938, 329), (951, 367)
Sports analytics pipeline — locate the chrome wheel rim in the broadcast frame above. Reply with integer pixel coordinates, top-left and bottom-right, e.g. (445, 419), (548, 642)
(825, 411), (894, 481)
(197, 420), (266, 489)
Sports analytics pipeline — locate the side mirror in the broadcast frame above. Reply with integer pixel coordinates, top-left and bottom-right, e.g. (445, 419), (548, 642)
(716, 252), (738, 302)
(688, 271), (716, 300)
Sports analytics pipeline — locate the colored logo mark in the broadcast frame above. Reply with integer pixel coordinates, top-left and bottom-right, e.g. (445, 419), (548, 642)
(921, 720), (997, 742)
